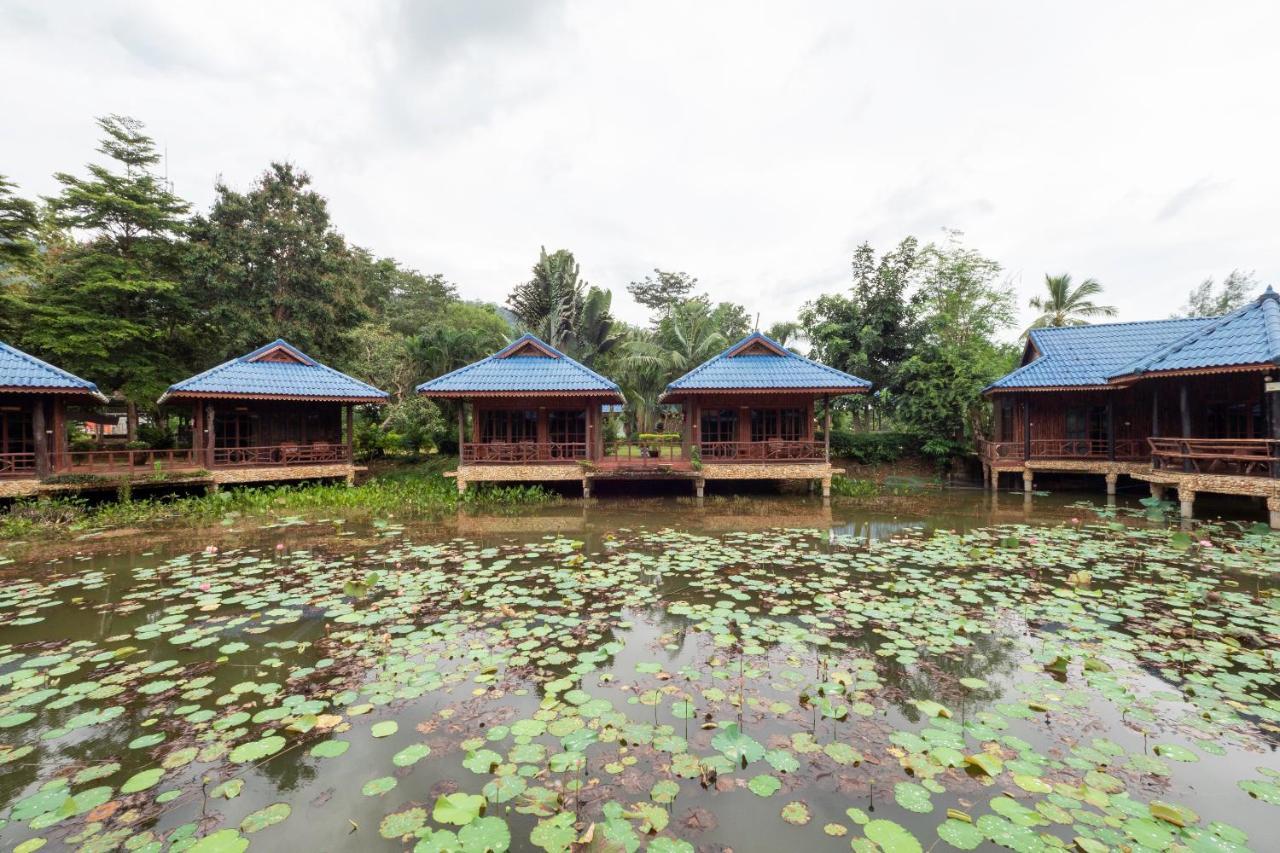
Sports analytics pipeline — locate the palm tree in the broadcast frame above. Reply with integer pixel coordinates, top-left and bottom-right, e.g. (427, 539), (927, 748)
(617, 301), (729, 433)
(1026, 273), (1117, 334)
(765, 320), (802, 348)
(564, 286), (623, 368)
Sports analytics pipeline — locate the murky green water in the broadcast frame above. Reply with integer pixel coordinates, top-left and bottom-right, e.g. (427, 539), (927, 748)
(1, 491), (1278, 852)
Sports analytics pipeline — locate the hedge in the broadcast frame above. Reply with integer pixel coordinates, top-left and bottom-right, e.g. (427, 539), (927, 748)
(823, 430), (918, 464)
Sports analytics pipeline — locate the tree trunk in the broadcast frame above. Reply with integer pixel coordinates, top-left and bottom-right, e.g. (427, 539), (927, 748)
(127, 401), (138, 442)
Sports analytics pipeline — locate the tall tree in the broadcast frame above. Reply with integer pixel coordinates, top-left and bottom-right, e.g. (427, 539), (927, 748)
(26, 115), (193, 433)
(507, 247), (585, 349)
(800, 237), (921, 398)
(565, 286), (623, 368)
(187, 162), (373, 364)
(1172, 269), (1259, 318)
(0, 175), (40, 341)
(894, 234), (1017, 459)
(626, 269), (697, 318)
(1025, 273), (1116, 333)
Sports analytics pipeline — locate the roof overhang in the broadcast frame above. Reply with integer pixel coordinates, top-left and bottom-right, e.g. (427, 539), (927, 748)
(659, 386), (869, 403)
(982, 384), (1114, 397)
(0, 386), (110, 404)
(1107, 362), (1276, 386)
(419, 389), (625, 402)
(159, 390), (388, 404)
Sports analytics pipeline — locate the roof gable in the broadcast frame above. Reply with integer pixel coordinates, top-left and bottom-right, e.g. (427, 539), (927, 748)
(159, 339), (388, 403)
(662, 332), (871, 396)
(0, 342), (108, 401)
(1109, 287), (1280, 378)
(417, 334), (623, 399)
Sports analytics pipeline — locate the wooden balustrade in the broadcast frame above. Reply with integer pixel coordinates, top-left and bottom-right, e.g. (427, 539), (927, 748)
(461, 442), (588, 464)
(57, 448), (200, 473)
(0, 452), (37, 478)
(212, 444), (350, 468)
(699, 440), (827, 462)
(1149, 437), (1279, 477)
(601, 440), (685, 470)
(979, 438), (1144, 462)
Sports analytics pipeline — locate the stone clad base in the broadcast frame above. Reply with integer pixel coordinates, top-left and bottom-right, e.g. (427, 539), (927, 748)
(0, 465), (358, 501)
(0, 479), (40, 499)
(210, 464), (357, 487)
(454, 462), (840, 498)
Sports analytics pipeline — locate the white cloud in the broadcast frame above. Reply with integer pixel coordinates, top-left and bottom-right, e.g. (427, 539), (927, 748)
(2, 0), (1277, 337)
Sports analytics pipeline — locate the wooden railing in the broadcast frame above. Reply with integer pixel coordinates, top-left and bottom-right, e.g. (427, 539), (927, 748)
(461, 442), (589, 464)
(978, 438), (1145, 461)
(699, 440), (828, 462)
(57, 448), (201, 473)
(1149, 438), (1279, 477)
(212, 444), (350, 468)
(0, 452), (37, 478)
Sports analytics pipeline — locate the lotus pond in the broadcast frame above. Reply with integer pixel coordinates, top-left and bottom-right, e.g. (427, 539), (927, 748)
(1, 494), (1278, 853)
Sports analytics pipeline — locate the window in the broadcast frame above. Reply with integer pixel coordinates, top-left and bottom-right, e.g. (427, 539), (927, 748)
(548, 410), (586, 457)
(1, 410), (34, 455)
(480, 410), (537, 443)
(700, 409), (737, 443)
(999, 400), (1014, 442)
(215, 413), (256, 448)
(750, 408), (806, 441)
(1207, 403), (1257, 439)
(1065, 407), (1106, 442)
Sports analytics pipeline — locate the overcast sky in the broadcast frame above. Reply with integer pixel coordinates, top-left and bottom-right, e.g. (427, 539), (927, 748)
(3, 1), (1278, 335)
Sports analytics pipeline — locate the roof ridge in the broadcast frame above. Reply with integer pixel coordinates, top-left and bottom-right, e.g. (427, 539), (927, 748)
(1032, 316), (1214, 334)
(1111, 289), (1276, 378)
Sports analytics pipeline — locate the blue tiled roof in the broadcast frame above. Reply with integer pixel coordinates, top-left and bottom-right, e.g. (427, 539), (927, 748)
(985, 318), (1212, 391)
(159, 340), (388, 403)
(1109, 287), (1280, 378)
(0, 341), (108, 401)
(417, 334), (624, 399)
(662, 332), (871, 397)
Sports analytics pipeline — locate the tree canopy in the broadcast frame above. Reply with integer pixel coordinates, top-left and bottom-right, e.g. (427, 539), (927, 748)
(1025, 273), (1116, 333)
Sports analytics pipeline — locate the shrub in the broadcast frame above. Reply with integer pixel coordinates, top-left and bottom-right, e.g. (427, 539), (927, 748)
(638, 433), (680, 443)
(123, 440), (150, 451)
(69, 434), (96, 452)
(829, 475), (878, 497)
(825, 430), (917, 464)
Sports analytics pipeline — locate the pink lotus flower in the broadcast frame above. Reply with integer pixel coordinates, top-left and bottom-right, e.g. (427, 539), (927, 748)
(1028, 537), (1039, 545)
(1071, 517), (1080, 524)
(276, 543), (285, 551)
(204, 545), (218, 555)
(1199, 539), (1213, 548)
(199, 583), (211, 592)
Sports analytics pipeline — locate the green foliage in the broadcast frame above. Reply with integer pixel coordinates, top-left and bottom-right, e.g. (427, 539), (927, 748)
(826, 430), (917, 464)
(1173, 269), (1261, 318)
(626, 269), (697, 316)
(187, 162), (377, 365)
(25, 115), (192, 406)
(507, 246), (586, 350)
(893, 234), (1018, 459)
(800, 237), (921, 399)
(1025, 272), (1116, 333)
(828, 475), (878, 497)
(0, 460), (555, 541)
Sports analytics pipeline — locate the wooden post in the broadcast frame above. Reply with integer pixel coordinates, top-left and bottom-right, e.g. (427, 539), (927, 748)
(192, 402), (203, 464)
(823, 395), (831, 462)
(1151, 388), (1160, 438)
(1179, 382), (1191, 473)
(1106, 397), (1115, 461)
(345, 404), (354, 463)
(457, 402), (465, 459)
(32, 399), (48, 478)
(52, 398), (66, 472)
(1266, 375), (1280, 478)
(1022, 396), (1031, 460)
(205, 403), (216, 468)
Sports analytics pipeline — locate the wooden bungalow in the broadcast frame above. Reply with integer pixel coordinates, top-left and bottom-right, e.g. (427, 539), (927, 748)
(1, 342), (108, 495)
(982, 287), (1280, 526)
(417, 334), (625, 494)
(157, 340), (388, 484)
(659, 331), (872, 496)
